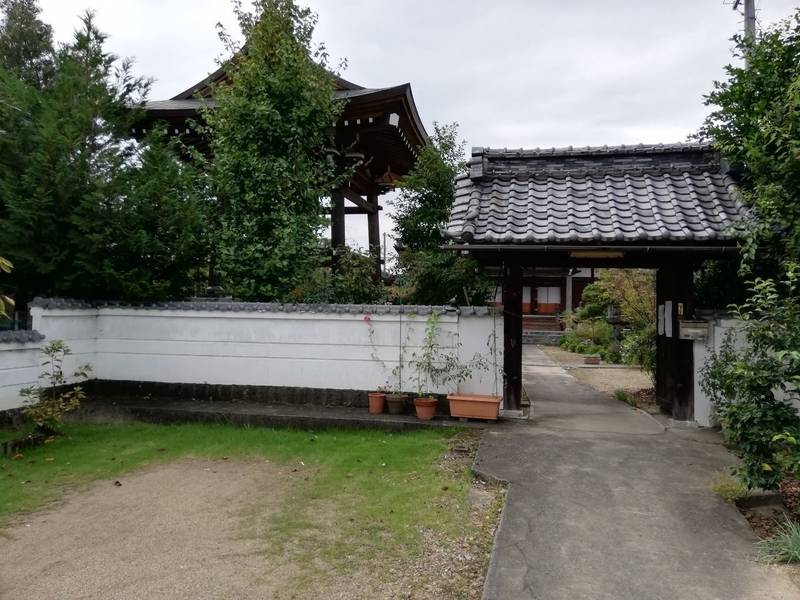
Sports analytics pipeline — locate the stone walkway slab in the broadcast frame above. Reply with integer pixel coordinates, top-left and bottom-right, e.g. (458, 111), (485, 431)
(477, 346), (798, 600)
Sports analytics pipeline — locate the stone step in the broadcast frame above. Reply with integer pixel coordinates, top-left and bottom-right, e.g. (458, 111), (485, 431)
(523, 331), (564, 346)
(522, 316), (562, 331)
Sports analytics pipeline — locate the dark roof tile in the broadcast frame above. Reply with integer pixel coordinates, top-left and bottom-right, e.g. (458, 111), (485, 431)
(28, 298), (495, 317)
(0, 330), (45, 344)
(446, 143), (746, 245)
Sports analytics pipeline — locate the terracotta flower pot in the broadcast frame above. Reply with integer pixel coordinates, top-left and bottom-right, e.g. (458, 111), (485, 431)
(368, 392), (386, 414)
(385, 393), (407, 415)
(446, 393), (502, 421)
(413, 396), (437, 421)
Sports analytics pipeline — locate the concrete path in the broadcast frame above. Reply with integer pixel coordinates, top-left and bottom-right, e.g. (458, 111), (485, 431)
(477, 346), (798, 600)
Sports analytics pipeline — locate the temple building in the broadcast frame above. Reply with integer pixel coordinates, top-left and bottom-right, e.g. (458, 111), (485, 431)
(135, 64), (429, 278)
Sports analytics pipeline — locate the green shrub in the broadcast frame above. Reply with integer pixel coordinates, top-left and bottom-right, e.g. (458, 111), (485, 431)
(291, 247), (384, 304)
(560, 319), (613, 353)
(574, 283), (609, 320)
(709, 473), (748, 503)
(757, 518), (800, 564)
(702, 270), (800, 490)
(621, 323), (656, 381)
(20, 340), (92, 434)
(716, 399), (799, 490)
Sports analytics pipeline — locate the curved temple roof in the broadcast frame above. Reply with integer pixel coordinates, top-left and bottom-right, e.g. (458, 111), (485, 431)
(136, 63), (428, 185)
(445, 143), (747, 247)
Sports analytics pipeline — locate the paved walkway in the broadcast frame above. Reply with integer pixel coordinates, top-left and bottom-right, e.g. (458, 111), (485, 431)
(476, 346), (798, 600)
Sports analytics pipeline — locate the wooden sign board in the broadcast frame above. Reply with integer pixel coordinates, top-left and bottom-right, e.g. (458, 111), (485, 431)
(679, 320), (709, 342)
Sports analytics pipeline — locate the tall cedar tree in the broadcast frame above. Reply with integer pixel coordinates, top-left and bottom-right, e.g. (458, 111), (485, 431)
(0, 0), (53, 88)
(392, 123), (491, 305)
(699, 10), (800, 280)
(204, 0), (343, 301)
(0, 10), (208, 303)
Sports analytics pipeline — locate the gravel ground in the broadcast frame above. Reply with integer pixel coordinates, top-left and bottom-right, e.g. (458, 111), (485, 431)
(540, 346), (653, 394)
(0, 458), (292, 599)
(0, 434), (504, 600)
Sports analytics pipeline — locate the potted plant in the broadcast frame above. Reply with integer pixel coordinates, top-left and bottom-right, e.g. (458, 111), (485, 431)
(414, 315), (501, 421)
(385, 389), (408, 415)
(365, 313), (409, 415)
(413, 395), (437, 421)
(410, 314), (443, 421)
(446, 392), (502, 420)
(367, 386), (386, 414)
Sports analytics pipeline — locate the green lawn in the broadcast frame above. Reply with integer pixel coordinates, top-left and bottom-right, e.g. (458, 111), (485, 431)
(0, 423), (477, 585)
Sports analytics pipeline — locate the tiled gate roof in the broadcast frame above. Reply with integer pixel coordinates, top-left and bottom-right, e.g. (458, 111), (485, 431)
(444, 143), (746, 245)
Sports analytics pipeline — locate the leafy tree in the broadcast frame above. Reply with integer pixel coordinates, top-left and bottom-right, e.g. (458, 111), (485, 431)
(290, 247), (384, 304)
(393, 250), (491, 306)
(393, 122), (463, 251)
(596, 269), (655, 330)
(598, 270), (657, 381)
(698, 10), (800, 490)
(0, 13), (208, 303)
(392, 122), (491, 306)
(693, 260), (748, 309)
(69, 132), (210, 300)
(204, 0), (343, 301)
(0, 0), (53, 88)
(699, 10), (800, 278)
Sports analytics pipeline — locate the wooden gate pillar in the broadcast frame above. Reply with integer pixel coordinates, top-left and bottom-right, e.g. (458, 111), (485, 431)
(503, 263), (523, 411)
(367, 190), (381, 282)
(655, 265), (695, 421)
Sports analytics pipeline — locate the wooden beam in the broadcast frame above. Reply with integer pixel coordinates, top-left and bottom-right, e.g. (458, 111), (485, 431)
(323, 206), (382, 215)
(503, 263), (523, 411)
(348, 169), (379, 197)
(343, 188), (377, 214)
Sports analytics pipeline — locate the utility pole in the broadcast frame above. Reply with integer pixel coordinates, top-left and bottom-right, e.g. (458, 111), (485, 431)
(733, 0), (757, 67)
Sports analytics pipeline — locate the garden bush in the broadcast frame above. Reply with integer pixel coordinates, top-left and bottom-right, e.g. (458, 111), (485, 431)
(573, 282), (609, 320)
(709, 472), (749, 503)
(20, 340), (91, 434)
(621, 323), (656, 382)
(702, 269), (800, 490)
(559, 319), (614, 359)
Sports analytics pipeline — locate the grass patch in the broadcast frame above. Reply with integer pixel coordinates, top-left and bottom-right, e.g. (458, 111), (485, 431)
(614, 389), (635, 407)
(0, 422), (478, 587)
(709, 472), (749, 503)
(757, 517), (800, 563)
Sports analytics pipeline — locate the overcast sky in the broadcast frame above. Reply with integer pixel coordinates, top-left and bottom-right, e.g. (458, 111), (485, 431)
(38, 0), (800, 250)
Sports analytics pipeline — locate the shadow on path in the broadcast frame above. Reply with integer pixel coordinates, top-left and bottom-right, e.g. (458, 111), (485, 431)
(476, 346), (797, 600)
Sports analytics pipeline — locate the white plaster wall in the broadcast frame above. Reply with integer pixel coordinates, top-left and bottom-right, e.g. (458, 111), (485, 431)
(0, 308), (99, 411)
(0, 343), (42, 411)
(457, 312), (503, 398)
(692, 317), (800, 426)
(2, 305), (502, 411)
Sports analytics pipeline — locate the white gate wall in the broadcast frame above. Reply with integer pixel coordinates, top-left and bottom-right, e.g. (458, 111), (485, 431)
(693, 317), (798, 427)
(0, 302), (502, 411)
